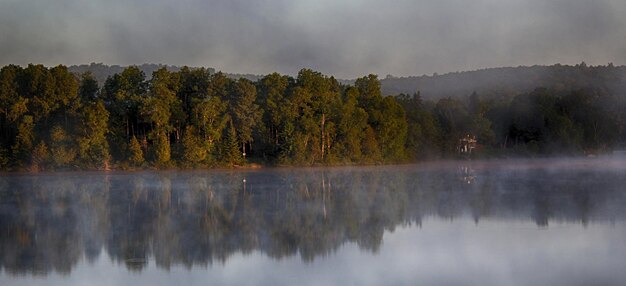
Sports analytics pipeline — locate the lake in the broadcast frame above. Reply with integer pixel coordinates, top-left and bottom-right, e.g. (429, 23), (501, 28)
(1, 157), (626, 286)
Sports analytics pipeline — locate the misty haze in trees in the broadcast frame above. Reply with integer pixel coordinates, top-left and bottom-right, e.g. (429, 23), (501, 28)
(1, 63), (625, 171)
(381, 63), (626, 99)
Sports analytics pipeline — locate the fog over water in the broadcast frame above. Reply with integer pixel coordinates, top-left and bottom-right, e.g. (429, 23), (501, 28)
(1, 157), (626, 285)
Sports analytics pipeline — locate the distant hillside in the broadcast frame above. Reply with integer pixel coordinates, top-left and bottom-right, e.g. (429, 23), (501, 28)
(69, 63), (626, 99)
(68, 63), (187, 85)
(68, 63), (262, 85)
(380, 64), (626, 99)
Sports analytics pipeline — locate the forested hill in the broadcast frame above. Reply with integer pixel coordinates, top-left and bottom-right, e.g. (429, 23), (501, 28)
(1, 63), (625, 171)
(70, 63), (626, 100)
(380, 64), (626, 98)
(68, 63), (186, 85)
(68, 63), (262, 85)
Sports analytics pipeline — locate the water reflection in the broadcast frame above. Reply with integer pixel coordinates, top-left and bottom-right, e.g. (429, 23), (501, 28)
(458, 165), (476, 184)
(1, 159), (626, 276)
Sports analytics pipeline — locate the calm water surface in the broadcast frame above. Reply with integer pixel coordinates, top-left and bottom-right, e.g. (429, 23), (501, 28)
(1, 157), (626, 285)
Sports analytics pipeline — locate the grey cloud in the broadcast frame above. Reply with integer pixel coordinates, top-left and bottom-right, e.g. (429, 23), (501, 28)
(0, 0), (625, 78)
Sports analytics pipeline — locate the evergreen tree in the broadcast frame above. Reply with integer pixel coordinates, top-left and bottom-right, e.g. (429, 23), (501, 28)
(181, 125), (208, 166)
(154, 130), (171, 166)
(128, 135), (144, 167)
(221, 120), (242, 166)
(79, 72), (99, 101)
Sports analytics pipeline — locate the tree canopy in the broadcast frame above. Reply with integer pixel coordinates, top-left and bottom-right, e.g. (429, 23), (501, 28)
(0, 63), (624, 171)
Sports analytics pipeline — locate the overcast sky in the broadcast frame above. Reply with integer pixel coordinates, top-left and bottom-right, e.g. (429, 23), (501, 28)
(1, 0), (625, 78)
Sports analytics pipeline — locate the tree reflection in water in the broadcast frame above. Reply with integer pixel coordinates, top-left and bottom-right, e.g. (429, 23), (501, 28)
(1, 160), (626, 275)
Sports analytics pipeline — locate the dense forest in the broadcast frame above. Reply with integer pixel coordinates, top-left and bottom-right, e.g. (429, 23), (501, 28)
(0, 64), (625, 171)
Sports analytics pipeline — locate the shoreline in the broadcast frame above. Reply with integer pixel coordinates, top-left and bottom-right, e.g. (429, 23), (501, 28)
(1, 153), (625, 176)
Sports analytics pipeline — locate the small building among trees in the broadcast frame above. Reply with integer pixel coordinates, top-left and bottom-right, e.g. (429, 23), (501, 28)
(459, 134), (477, 155)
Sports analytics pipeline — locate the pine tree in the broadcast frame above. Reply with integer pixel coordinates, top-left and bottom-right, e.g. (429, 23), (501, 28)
(154, 130), (171, 166)
(182, 125), (207, 166)
(128, 135), (144, 167)
(222, 120), (242, 166)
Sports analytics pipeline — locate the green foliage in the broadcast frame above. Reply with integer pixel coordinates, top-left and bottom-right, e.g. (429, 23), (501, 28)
(140, 68), (182, 167)
(102, 66), (147, 161)
(181, 125), (208, 167)
(434, 97), (471, 154)
(128, 135), (144, 167)
(0, 63), (624, 171)
(397, 93), (442, 159)
(221, 120), (242, 166)
(376, 96), (408, 161)
(356, 75), (408, 162)
(362, 126), (382, 163)
(49, 125), (77, 168)
(31, 141), (49, 171)
(77, 100), (110, 169)
(229, 79), (261, 158)
(277, 69), (344, 164)
(191, 96), (228, 156)
(12, 115), (35, 166)
(153, 130), (171, 166)
(355, 74), (382, 107)
(336, 87), (369, 162)
(79, 72), (99, 101)
(258, 72), (291, 154)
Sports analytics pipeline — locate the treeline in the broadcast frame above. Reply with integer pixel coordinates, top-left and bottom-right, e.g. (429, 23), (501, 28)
(0, 65), (408, 170)
(67, 62), (260, 87)
(0, 64), (625, 171)
(398, 87), (625, 158)
(68, 63), (191, 86)
(381, 63), (626, 99)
